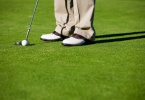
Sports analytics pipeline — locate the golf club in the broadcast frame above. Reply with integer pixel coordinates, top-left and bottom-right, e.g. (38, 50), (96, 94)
(14, 0), (39, 46)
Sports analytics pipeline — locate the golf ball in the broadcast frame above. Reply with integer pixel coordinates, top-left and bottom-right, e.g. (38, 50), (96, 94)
(22, 40), (29, 46)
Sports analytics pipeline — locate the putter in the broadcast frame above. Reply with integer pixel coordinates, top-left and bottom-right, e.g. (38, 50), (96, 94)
(14, 0), (39, 45)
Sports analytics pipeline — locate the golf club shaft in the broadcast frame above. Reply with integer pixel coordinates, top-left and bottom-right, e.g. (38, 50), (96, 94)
(26, 0), (39, 40)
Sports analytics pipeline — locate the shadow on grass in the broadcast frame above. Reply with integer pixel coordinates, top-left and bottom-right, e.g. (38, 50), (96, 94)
(28, 44), (36, 46)
(94, 31), (145, 44)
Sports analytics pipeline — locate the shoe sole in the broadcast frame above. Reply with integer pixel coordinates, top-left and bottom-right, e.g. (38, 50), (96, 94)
(62, 40), (94, 46)
(62, 43), (85, 46)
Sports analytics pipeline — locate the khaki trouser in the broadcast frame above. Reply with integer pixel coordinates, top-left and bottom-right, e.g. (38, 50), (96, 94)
(54, 0), (96, 41)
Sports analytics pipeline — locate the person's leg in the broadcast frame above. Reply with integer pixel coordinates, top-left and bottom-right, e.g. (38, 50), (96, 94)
(73, 0), (96, 41)
(41, 0), (75, 41)
(62, 0), (96, 46)
(55, 0), (75, 36)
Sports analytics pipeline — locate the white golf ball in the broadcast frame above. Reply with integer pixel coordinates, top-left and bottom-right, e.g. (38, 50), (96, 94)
(22, 40), (29, 46)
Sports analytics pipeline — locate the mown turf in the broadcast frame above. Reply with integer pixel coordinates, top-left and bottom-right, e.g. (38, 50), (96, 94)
(0, 0), (145, 100)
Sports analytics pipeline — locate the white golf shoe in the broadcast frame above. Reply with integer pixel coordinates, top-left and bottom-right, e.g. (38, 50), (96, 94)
(40, 31), (62, 41)
(62, 37), (85, 46)
(62, 34), (87, 46)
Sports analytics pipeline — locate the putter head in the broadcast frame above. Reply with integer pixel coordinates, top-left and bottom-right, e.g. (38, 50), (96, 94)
(14, 42), (21, 45)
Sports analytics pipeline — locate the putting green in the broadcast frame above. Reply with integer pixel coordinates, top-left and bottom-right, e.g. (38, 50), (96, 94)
(0, 0), (145, 100)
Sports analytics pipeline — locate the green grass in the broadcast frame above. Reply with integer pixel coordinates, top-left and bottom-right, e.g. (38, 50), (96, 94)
(0, 0), (145, 100)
